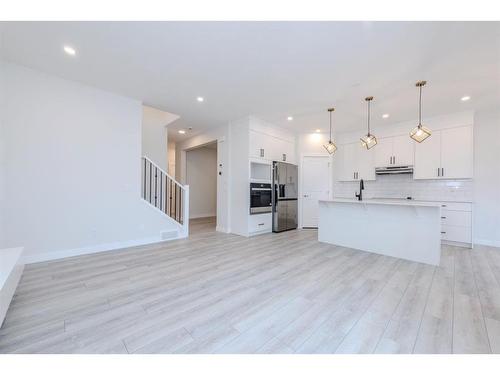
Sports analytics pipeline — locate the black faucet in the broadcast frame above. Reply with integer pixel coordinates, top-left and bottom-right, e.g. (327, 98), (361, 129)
(355, 179), (364, 201)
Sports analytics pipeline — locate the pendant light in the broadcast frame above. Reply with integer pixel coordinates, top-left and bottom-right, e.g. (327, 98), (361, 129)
(410, 80), (432, 143)
(360, 96), (377, 149)
(323, 108), (337, 154)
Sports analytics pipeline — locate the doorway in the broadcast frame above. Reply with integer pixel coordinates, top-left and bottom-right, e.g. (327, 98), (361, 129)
(185, 141), (218, 234)
(300, 155), (331, 228)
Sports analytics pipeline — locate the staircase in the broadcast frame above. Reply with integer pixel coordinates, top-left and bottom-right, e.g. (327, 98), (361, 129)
(141, 156), (189, 237)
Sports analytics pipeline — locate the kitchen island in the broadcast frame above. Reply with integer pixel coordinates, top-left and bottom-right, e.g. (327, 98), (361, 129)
(318, 198), (442, 265)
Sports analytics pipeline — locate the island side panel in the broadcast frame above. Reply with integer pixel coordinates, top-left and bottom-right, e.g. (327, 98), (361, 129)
(318, 201), (441, 266)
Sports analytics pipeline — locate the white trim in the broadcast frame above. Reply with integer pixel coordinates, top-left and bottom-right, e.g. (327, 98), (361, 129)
(474, 238), (500, 248)
(21, 234), (184, 265)
(1, 247), (25, 327)
(190, 213), (216, 219)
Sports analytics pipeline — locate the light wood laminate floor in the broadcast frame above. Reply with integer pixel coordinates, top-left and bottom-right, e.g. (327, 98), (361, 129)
(1, 229), (499, 354)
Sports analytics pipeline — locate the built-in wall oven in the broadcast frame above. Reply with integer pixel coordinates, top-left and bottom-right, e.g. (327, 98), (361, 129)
(250, 183), (272, 214)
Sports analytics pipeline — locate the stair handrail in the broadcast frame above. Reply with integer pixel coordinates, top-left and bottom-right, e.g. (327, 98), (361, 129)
(142, 155), (185, 190)
(141, 155), (189, 237)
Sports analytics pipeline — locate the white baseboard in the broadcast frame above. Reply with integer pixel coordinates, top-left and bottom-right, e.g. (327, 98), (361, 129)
(474, 238), (500, 248)
(190, 213), (216, 219)
(1, 247), (25, 327)
(21, 234), (183, 265)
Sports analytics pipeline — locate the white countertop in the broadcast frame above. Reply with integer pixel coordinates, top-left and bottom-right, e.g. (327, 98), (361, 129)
(319, 198), (442, 208)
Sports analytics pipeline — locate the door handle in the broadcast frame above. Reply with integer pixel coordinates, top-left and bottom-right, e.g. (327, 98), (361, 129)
(303, 195), (309, 198)
(437, 168), (440, 177)
(260, 148), (265, 157)
(441, 168), (444, 177)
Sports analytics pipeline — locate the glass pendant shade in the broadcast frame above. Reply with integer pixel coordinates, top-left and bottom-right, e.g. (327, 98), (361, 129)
(411, 80), (431, 143)
(410, 124), (432, 143)
(323, 141), (337, 154)
(360, 133), (378, 149)
(361, 96), (377, 150)
(323, 107), (337, 155)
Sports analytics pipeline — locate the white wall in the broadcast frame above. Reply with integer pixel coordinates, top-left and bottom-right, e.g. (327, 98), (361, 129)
(186, 146), (217, 218)
(473, 109), (500, 247)
(1, 62), (181, 263)
(142, 105), (178, 172)
(297, 132), (332, 155)
(0, 61), (6, 247)
(167, 140), (176, 177)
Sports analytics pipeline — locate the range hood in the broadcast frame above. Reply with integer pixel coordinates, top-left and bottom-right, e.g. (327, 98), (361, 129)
(375, 165), (414, 175)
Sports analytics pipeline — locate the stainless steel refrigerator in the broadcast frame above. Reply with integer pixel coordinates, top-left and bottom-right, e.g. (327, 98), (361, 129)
(272, 161), (298, 233)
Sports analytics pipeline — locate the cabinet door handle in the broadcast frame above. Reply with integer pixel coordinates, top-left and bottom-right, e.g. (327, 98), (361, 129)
(441, 168), (444, 177)
(441, 231), (446, 234)
(282, 153), (286, 161)
(258, 223), (265, 226)
(441, 216), (447, 219)
(260, 148), (265, 157)
(437, 168), (440, 177)
(441, 204), (447, 207)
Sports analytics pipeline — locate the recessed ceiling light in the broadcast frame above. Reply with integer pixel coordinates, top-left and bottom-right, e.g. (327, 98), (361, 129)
(461, 96), (471, 102)
(178, 130), (186, 134)
(315, 129), (321, 133)
(197, 97), (204, 102)
(287, 116), (293, 121)
(63, 45), (76, 56)
(382, 113), (390, 119)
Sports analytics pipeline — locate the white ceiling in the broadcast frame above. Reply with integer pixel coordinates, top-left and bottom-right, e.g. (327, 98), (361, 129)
(1, 21), (499, 140)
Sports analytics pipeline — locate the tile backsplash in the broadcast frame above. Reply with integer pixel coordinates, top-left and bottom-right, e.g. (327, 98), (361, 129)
(333, 174), (473, 202)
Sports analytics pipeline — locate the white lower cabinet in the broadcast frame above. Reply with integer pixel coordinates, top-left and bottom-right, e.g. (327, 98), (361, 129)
(248, 213), (272, 235)
(439, 202), (473, 246)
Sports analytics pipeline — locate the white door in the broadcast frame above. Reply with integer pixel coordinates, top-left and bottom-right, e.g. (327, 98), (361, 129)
(440, 126), (473, 179)
(414, 131), (441, 179)
(392, 135), (414, 166)
(301, 156), (331, 228)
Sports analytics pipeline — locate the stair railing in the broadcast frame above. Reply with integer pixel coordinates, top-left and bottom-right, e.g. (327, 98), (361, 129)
(141, 156), (189, 236)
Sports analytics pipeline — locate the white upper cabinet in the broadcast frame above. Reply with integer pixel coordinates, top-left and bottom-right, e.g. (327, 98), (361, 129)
(338, 142), (375, 181)
(440, 126), (473, 179)
(249, 129), (296, 164)
(374, 135), (414, 167)
(414, 131), (441, 179)
(374, 137), (393, 167)
(392, 135), (414, 166)
(414, 125), (473, 179)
